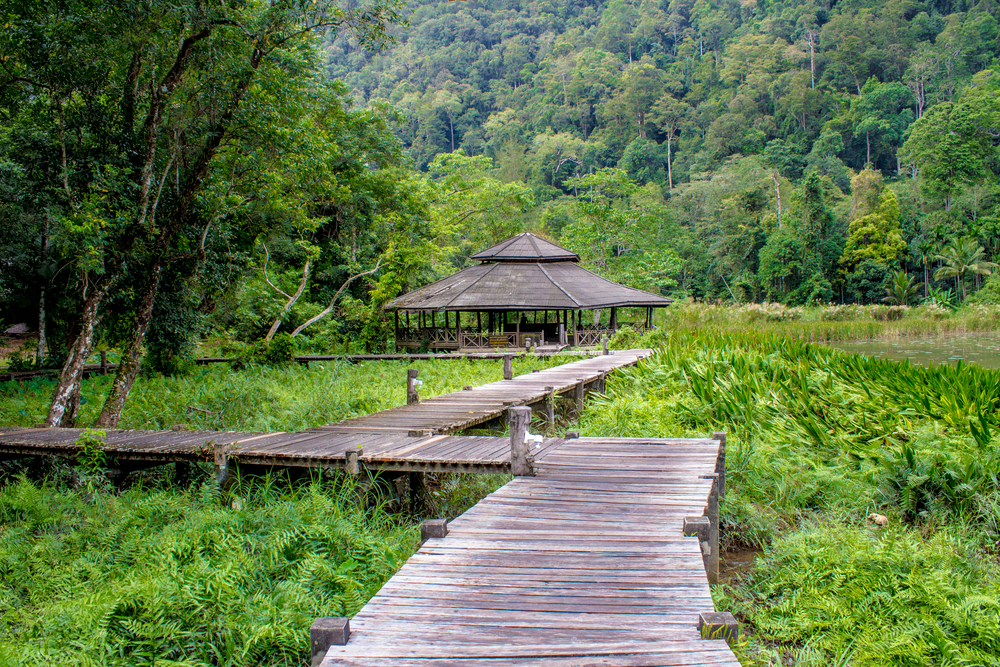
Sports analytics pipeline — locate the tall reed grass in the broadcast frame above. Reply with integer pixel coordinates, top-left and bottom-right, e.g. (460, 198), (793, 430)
(0, 356), (566, 431)
(651, 301), (1000, 342)
(596, 328), (1000, 665)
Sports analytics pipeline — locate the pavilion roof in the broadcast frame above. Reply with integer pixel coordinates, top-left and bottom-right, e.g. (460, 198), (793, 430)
(470, 232), (579, 263)
(386, 260), (673, 311)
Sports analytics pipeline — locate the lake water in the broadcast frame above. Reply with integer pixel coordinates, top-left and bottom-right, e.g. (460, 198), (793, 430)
(830, 331), (1000, 369)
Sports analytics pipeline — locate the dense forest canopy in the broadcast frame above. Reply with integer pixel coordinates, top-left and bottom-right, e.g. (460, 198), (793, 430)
(2, 0), (1000, 423)
(324, 0), (1000, 303)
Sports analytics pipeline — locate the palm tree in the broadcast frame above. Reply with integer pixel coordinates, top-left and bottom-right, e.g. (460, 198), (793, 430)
(916, 240), (935, 299)
(934, 237), (998, 300)
(883, 271), (919, 306)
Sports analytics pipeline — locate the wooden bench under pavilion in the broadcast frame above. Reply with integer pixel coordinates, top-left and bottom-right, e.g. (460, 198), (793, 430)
(388, 233), (673, 352)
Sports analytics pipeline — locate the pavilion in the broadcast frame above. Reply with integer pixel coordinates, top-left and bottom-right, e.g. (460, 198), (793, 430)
(386, 233), (673, 352)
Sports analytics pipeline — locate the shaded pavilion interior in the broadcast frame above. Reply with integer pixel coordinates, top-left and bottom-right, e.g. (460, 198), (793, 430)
(386, 233), (673, 351)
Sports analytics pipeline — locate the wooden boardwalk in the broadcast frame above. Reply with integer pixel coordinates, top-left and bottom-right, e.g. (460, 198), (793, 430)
(0, 348), (740, 665)
(318, 436), (739, 667)
(0, 350), (649, 474)
(320, 349), (649, 436)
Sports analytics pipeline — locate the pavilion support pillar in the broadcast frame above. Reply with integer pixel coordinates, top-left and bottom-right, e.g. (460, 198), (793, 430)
(610, 306), (618, 330)
(573, 311), (579, 347)
(476, 311), (481, 332)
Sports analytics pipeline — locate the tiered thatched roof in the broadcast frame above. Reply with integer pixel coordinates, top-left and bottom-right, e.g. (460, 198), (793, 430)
(386, 233), (672, 312)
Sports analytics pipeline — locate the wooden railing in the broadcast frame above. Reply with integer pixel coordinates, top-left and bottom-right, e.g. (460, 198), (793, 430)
(461, 332), (518, 349)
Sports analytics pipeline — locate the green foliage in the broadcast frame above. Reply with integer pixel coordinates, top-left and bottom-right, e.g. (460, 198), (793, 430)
(925, 286), (959, 311)
(74, 428), (107, 478)
(883, 271), (919, 306)
(0, 357), (571, 432)
(968, 274), (1000, 306)
(840, 188), (906, 272)
(594, 323), (1000, 664)
(0, 476), (416, 666)
(718, 522), (1000, 666)
(262, 333), (298, 366)
(935, 236), (998, 301)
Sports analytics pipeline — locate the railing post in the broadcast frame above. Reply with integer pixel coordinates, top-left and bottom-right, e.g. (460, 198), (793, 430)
(503, 353), (513, 380)
(712, 431), (727, 499)
(407, 368), (420, 405)
(508, 406), (533, 476)
(310, 617), (350, 666)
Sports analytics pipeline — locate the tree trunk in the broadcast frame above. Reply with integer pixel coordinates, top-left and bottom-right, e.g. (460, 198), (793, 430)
(772, 172), (782, 228)
(36, 291), (47, 367)
(47, 289), (106, 427)
(36, 217), (49, 366)
(96, 264), (163, 428)
(666, 135), (673, 195)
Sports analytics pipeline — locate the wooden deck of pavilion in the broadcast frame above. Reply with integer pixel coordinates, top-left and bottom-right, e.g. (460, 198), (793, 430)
(387, 233), (673, 352)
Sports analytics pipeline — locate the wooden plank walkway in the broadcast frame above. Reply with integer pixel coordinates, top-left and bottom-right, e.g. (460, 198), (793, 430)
(319, 349), (649, 436)
(319, 437), (739, 667)
(0, 351), (597, 383)
(0, 351), (648, 474)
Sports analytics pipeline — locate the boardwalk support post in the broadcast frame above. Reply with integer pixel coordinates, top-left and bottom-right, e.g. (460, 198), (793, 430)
(345, 449), (361, 475)
(503, 354), (513, 380)
(310, 617), (350, 666)
(698, 612), (738, 646)
(407, 369), (420, 405)
(508, 406), (533, 476)
(420, 518), (448, 544)
(574, 380), (585, 415)
(699, 472), (721, 584)
(213, 444), (232, 489)
(712, 431), (727, 499)
(683, 516), (712, 573)
(544, 386), (555, 427)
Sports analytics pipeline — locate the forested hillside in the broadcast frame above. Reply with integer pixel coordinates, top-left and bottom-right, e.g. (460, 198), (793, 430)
(2, 0), (1000, 416)
(326, 0), (1000, 303)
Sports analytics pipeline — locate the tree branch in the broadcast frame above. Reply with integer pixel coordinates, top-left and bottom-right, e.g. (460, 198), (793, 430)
(291, 259), (385, 337)
(265, 257), (312, 341)
(260, 244), (293, 300)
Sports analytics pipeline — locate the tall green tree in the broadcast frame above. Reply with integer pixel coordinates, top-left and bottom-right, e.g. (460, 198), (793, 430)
(0, 0), (402, 427)
(934, 237), (997, 300)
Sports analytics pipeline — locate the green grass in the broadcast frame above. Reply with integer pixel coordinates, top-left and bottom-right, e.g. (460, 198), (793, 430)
(596, 327), (1000, 665)
(650, 301), (1000, 342)
(0, 474), (416, 667)
(0, 356), (568, 431)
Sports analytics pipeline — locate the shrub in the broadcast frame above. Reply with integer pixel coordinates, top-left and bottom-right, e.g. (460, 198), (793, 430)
(262, 333), (298, 366)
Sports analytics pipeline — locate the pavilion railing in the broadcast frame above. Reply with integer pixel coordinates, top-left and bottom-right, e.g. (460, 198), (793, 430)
(461, 332), (518, 349)
(396, 327), (459, 347)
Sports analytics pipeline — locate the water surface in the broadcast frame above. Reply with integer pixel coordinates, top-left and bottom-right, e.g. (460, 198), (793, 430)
(830, 331), (1000, 369)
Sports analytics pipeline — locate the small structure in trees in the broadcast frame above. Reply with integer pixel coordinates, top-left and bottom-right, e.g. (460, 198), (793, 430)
(386, 233), (672, 351)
